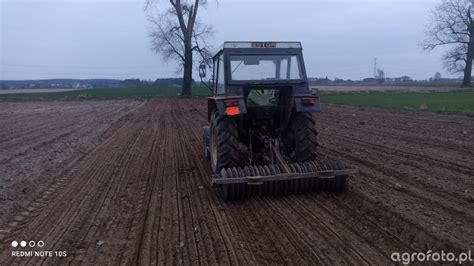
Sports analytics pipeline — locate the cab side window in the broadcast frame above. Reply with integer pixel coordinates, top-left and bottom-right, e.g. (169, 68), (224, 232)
(216, 54), (225, 94)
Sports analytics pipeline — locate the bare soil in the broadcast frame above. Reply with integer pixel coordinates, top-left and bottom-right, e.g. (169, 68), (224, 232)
(0, 99), (473, 264)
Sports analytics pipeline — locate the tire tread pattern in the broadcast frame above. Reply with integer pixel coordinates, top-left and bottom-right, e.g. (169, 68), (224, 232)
(212, 112), (239, 172)
(287, 112), (318, 162)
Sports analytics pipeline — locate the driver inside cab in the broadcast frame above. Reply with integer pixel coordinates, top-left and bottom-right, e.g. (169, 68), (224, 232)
(247, 89), (278, 106)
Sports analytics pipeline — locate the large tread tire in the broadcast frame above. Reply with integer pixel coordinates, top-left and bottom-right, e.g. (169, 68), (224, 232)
(285, 112), (318, 163)
(210, 112), (239, 174)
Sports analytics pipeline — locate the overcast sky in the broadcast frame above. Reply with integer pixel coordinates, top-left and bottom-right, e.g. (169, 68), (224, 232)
(1, 0), (451, 80)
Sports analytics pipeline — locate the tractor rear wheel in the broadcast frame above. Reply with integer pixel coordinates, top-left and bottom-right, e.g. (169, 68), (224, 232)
(203, 126), (210, 160)
(210, 112), (239, 173)
(285, 112), (318, 162)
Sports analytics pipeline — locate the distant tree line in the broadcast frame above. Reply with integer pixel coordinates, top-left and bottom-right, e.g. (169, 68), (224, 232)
(121, 78), (195, 87)
(0, 78), (196, 89)
(1, 74), (456, 90)
(308, 76), (410, 84)
(308, 73), (461, 85)
(0, 79), (121, 89)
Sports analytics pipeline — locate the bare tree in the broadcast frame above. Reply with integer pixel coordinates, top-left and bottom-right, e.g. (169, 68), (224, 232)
(146, 0), (212, 96)
(422, 0), (474, 87)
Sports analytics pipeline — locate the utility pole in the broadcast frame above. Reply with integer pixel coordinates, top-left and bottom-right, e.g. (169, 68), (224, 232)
(373, 58), (377, 78)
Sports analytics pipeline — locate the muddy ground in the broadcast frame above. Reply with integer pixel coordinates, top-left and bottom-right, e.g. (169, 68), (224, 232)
(0, 99), (473, 264)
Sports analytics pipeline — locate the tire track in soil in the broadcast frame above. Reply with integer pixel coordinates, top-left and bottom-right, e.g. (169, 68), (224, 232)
(115, 105), (164, 265)
(133, 101), (186, 265)
(265, 196), (375, 264)
(172, 102), (237, 265)
(64, 125), (147, 263)
(176, 100), (247, 265)
(74, 104), (161, 265)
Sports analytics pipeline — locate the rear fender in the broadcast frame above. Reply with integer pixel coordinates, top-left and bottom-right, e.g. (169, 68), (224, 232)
(293, 95), (321, 113)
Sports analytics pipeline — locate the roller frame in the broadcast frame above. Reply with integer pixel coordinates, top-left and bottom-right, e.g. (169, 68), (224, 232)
(212, 169), (356, 186)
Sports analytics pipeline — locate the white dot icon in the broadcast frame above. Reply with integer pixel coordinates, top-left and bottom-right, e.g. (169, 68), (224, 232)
(11, 241), (18, 247)
(20, 241), (27, 247)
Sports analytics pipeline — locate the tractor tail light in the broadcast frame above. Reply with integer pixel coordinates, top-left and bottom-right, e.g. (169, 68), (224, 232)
(225, 106), (240, 116)
(302, 98), (317, 106)
(224, 100), (240, 116)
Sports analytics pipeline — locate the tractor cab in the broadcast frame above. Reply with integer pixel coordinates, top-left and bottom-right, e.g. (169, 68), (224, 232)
(200, 41), (320, 124)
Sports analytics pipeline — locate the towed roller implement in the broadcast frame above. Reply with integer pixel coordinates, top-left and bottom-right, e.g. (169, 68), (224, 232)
(216, 161), (352, 201)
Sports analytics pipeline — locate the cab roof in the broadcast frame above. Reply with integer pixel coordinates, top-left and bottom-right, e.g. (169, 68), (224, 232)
(212, 41), (302, 58)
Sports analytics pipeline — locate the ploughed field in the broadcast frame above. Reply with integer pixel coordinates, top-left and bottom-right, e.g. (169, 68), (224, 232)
(0, 99), (473, 264)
